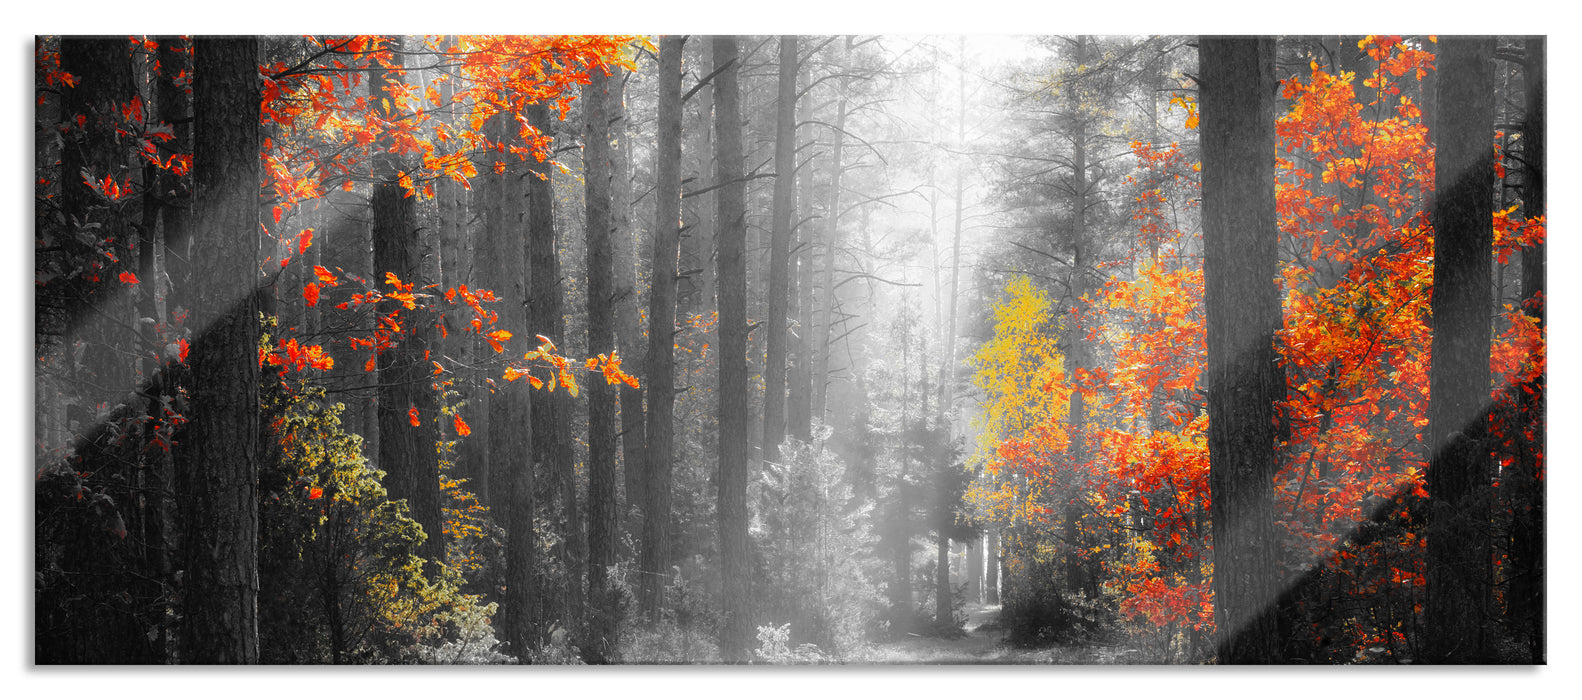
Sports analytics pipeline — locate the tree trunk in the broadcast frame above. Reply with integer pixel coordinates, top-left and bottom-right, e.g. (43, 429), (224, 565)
(611, 69), (648, 544)
(1508, 35), (1545, 665)
(177, 36), (261, 664)
(712, 35), (753, 664)
(639, 35), (686, 622)
(1062, 35), (1092, 598)
(1425, 36), (1496, 664)
(433, 40), (485, 506)
(680, 40), (714, 323)
(371, 38), (444, 578)
(812, 38), (850, 424)
(582, 66), (620, 663)
(147, 36), (190, 660)
(762, 35), (799, 465)
(524, 102), (581, 641)
(479, 111), (535, 660)
(935, 37), (966, 427)
(1200, 35), (1282, 665)
(967, 534), (983, 604)
(935, 511), (951, 629)
(786, 66), (815, 441)
(47, 38), (137, 340)
(891, 310), (913, 635)
(985, 528), (1000, 605)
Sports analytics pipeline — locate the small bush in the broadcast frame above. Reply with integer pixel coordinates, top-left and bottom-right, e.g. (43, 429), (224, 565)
(1003, 586), (1103, 647)
(754, 623), (830, 664)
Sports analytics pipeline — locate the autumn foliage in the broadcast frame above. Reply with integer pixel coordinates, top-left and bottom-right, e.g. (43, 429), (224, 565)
(35, 34), (640, 665)
(966, 35), (1543, 662)
(35, 32), (1543, 666)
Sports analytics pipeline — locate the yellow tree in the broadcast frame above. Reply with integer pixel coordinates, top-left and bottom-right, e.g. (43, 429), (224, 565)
(967, 276), (1069, 588)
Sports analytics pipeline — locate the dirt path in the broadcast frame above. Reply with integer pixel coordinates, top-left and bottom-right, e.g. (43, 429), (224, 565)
(861, 603), (1009, 664)
(860, 603), (1129, 664)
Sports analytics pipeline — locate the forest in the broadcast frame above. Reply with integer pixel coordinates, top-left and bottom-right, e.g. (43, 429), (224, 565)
(32, 33), (1544, 666)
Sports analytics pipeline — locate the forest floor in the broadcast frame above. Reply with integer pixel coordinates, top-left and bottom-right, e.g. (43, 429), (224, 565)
(860, 603), (1132, 665)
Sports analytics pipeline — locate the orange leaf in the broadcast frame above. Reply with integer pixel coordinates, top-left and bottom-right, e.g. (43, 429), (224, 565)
(432, 360), (445, 375)
(303, 282), (320, 307)
(408, 406), (421, 427)
(118, 271), (139, 285)
(306, 345), (333, 371)
(308, 487), (323, 500)
(453, 414), (471, 437)
(387, 291), (417, 310)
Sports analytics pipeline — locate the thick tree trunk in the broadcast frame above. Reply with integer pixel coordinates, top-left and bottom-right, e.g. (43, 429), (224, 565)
(713, 35), (753, 664)
(524, 102), (581, 641)
(1425, 36), (1496, 664)
(1200, 36), (1282, 665)
(177, 36), (261, 664)
(371, 39), (443, 578)
(762, 35), (799, 465)
(1508, 35), (1545, 665)
(582, 67), (620, 664)
(479, 112), (535, 659)
(639, 36), (685, 622)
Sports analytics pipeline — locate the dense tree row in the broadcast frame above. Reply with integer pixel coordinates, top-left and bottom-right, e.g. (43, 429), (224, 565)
(966, 35), (1544, 663)
(34, 34), (1543, 665)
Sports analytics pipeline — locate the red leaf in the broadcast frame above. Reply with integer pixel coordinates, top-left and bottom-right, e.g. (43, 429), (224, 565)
(408, 406), (421, 427)
(118, 271), (139, 285)
(453, 414), (471, 437)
